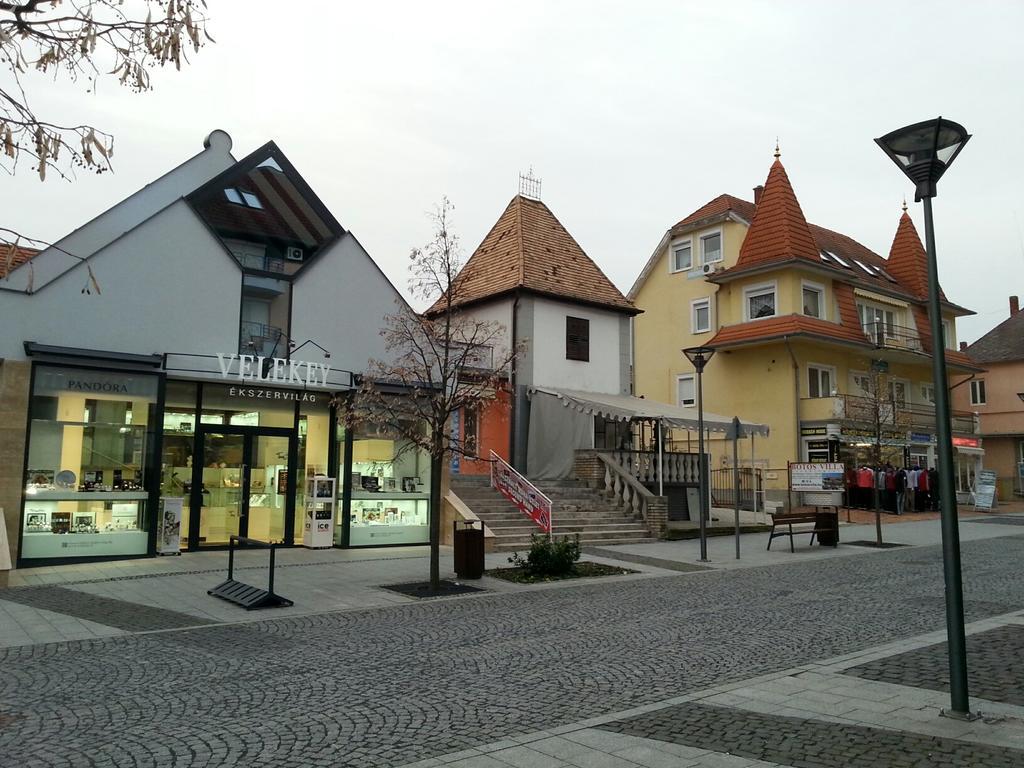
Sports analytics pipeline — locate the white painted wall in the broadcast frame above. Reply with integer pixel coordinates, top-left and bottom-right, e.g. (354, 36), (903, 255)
(526, 297), (625, 394)
(1, 130), (236, 294)
(289, 234), (412, 374)
(456, 298), (513, 368)
(0, 201), (241, 360)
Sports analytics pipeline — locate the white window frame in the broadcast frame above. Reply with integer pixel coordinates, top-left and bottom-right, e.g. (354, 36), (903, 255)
(676, 374), (696, 408)
(743, 281), (778, 321)
(850, 370), (872, 396)
(670, 238), (693, 273)
(920, 383), (935, 405)
(699, 229), (723, 265)
(691, 297), (712, 334)
(970, 379), (986, 406)
(807, 363), (836, 399)
(889, 377), (910, 408)
(942, 319), (953, 350)
(801, 280), (826, 320)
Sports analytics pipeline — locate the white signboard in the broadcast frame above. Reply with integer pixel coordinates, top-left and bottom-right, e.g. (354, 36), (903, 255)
(974, 470), (997, 510)
(790, 462), (845, 492)
(158, 497), (184, 555)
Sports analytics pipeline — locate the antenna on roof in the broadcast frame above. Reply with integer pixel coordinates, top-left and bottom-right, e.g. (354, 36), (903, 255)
(519, 167), (542, 201)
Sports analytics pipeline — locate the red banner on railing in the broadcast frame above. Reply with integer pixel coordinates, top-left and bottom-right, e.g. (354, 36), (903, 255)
(490, 452), (552, 534)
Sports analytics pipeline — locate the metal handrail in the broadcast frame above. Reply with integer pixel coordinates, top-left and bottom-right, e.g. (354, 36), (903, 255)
(489, 450), (553, 537)
(864, 320), (923, 352)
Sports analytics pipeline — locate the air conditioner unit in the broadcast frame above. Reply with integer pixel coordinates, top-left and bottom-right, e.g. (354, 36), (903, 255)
(286, 246), (304, 262)
(702, 263), (719, 276)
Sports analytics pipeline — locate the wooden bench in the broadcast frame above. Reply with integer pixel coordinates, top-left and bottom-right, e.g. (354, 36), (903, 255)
(767, 510), (838, 552)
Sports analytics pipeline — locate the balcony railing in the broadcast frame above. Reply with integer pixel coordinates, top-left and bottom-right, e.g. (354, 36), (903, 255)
(863, 321), (923, 353)
(240, 321), (285, 356)
(830, 394), (977, 435)
(236, 252), (287, 273)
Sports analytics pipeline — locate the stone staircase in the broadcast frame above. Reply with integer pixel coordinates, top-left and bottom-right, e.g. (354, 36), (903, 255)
(449, 475), (657, 552)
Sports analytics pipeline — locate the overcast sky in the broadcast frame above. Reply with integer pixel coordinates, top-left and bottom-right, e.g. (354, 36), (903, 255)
(7, 1), (1023, 343)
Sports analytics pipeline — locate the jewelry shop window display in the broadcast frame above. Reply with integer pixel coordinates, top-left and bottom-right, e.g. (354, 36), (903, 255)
(349, 422), (430, 546)
(159, 381), (199, 549)
(295, 395), (334, 544)
(22, 366), (158, 560)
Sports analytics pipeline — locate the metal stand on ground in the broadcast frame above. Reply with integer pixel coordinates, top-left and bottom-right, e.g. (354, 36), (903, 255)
(208, 535), (294, 610)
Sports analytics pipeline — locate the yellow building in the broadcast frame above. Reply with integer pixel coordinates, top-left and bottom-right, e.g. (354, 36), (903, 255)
(629, 151), (984, 502)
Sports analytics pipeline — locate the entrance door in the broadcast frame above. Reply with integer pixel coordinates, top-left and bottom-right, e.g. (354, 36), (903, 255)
(191, 427), (294, 549)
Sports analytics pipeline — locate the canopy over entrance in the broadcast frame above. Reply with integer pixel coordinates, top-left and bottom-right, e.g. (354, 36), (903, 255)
(529, 387), (770, 436)
(525, 387), (769, 481)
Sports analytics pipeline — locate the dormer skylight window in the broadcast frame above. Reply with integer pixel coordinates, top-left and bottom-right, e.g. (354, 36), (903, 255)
(853, 259), (879, 276)
(819, 251), (832, 264)
(823, 250), (851, 268)
(224, 187), (263, 209)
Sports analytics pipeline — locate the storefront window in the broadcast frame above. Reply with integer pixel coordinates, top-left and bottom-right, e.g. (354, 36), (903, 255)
(22, 366), (158, 560)
(348, 421), (431, 546)
(296, 396), (334, 543)
(160, 381), (197, 549)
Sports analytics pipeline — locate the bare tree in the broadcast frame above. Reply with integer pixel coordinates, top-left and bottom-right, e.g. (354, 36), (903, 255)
(1, 0), (212, 181)
(843, 364), (908, 545)
(351, 197), (518, 591)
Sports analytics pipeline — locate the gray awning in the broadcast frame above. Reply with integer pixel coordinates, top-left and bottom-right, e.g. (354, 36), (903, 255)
(528, 387), (770, 437)
(955, 446), (985, 456)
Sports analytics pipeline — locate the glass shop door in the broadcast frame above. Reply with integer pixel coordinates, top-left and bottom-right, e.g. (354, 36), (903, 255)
(190, 427), (294, 549)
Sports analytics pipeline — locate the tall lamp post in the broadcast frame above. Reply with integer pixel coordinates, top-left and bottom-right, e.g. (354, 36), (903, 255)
(683, 346), (716, 561)
(875, 117), (973, 719)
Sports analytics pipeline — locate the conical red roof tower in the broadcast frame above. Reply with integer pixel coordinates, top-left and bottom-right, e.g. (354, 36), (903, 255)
(735, 150), (820, 268)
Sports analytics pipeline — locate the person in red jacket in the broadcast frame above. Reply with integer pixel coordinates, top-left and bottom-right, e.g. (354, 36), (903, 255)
(917, 464), (930, 511)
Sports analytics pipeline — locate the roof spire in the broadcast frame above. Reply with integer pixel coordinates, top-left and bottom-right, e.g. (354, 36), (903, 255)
(774, 138), (780, 159)
(902, 197), (908, 213)
(519, 167), (542, 201)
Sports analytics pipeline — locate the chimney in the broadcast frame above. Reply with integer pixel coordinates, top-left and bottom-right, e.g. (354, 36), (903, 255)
(753, 185), (764, 205)
(959, 341), (968, 352)
(1011, 295), (1020, 316)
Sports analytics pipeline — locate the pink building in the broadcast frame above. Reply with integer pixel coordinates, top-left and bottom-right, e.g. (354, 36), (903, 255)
(953, 296), (1024, 500)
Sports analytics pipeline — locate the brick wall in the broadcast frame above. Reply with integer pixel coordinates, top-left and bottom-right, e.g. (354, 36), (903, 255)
(0, 361), (31, 582)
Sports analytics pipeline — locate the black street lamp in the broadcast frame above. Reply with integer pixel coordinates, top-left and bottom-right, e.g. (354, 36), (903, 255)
(876, 116), (974, 719)
(683, 345), (716, 561)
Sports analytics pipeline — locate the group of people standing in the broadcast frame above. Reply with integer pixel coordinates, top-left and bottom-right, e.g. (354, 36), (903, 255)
(846, 464), (939, 515)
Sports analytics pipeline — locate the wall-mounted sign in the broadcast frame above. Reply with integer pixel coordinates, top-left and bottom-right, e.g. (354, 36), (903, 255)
(217, 353), (330, 387)
(801, 426), (828, 436)
(909, 432), (935, 445)
(35, 368), (158, 398)
(225, 387), (319, 403)
(952, 436), (980, 449)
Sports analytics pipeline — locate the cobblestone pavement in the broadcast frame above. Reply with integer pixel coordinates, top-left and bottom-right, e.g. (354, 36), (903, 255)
(0, 586), (217, 631)
(599, 701), (1024, 767)
(1, 535), (1022, 766)
(844, 624), (1024, 706)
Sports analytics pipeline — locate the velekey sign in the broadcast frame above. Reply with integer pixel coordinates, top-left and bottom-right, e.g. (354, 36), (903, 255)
(216, 353), (331, 388)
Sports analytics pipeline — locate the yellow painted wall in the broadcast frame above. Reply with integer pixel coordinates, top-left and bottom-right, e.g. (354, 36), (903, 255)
(633, 219), (971, 491)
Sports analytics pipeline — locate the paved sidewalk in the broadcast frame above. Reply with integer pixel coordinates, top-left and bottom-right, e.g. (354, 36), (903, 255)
(405, 610), (1024, 767)
(2, 511), (1022, 648)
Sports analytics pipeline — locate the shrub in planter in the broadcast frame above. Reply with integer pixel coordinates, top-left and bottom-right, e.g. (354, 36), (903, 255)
(508, 533), (581, 577)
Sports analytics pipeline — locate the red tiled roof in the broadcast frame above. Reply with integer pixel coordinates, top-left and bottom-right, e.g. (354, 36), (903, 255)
(671, 194), (755, 233)
(427, 195), (637, 315)
(735, 159), (820, 268)
(707, 313), (871, 349)
(1, 244), (40, 278)
(670, 194), (953, 302)
(886, 211), (948, 302)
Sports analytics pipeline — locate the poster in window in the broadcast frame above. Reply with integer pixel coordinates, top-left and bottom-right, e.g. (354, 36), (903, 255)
(277, 469), (288, 495)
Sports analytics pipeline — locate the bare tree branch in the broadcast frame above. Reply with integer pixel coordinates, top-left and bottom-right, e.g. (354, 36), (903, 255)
(1, 0), (213, 181)
(351, 198), (521, 589)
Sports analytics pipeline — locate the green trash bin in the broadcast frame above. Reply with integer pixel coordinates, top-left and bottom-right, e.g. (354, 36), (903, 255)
(453, 520), (485, 579)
